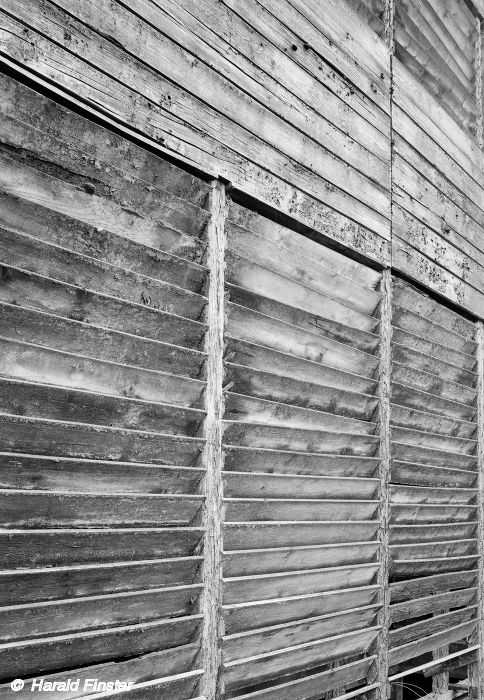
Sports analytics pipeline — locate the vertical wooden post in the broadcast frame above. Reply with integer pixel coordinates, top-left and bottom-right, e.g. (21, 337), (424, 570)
(432, 624), (450, 699)
(372, 269), (392, 700)
(201, 179), (227, 700)
(468, 321), (484, 699)
(475, 17), (483, 148)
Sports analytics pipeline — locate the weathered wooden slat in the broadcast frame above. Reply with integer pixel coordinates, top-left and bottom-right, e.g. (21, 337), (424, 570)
(227, 203), (382, 290)
(223, 422), (379, 455)
(390, 404), (477, 439)
(226, 305), (379, 377)
(224, 586), (379, 634)
(391, 555), (478, 577)
(224, 656), (375, 700)
(0, 234), (206, 328)
(392, 278), (476, 339)
(0, 338), (205, 407)
(389, 620), (476, 667)
(390, 522), (478, 545)
(224, 472), (379, 500)
(0, 124), (210, 250)
(0, 190), (207, 291)
(0, 267), (207, 351)
(390, 485), (476, 505)
(225, 498), (379, 523)
(392, 342), (477, 388)
(391, 539), (477, 561)
(0, 489), (203, 528)
(224, 563), (379, 604)
(391, 426), (477, 455)
(0, 584), (202, 642)
(0, 615), (201, 679)
(0, 72), (211, 207)
(0, 226), (207, 319)
(225, 521), (379, 550)
(0, 148), (204, 257)
(0, 644), (200, 700)
(392, 236), (484, 321)
(227, 283), (379, 351)
(80, 670), (202, 700)
(392, 303), (477, 355)
(0, 303), (206, 379)
(392, 367), (477, 409)
(223, 627), (380, 691)
(224, 446), (379, 478)
(225, 222), (381, 315)
(225, 339), (379, 396)
(391, 503), (476, 524)
(0, 555), (202, 603)
(223, 542), (379, 577)
(225, 364), (379, 421)
(390, 570), (478, 604)
(0, 379), (205, 436)
(392, 327), (476, 371)
(389, 607), (477, 649)
(390, 588), (477, 624)
(223, 604), (379, 661)
(0, 453), (204, 494)
(391, 461), (477, 489)
(225, 393), (376, 434)
(390, 441), (476, 469)
(0, 414), (204, 465)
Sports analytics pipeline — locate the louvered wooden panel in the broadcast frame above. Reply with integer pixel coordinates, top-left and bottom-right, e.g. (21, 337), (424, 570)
(394, 0), (479, 135)
(0, 74), (208, 697)
(220, 202), (383, 697)
(389, 277), (479, 676)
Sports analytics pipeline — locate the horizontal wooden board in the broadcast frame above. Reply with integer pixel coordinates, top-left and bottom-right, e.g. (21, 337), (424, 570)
(224, 498), (379, 522)
(224, 563), (379, 604)
(224, 656), (375, 700)
(224, 472), (379, 500)
(223, 542), (379, 576)
(225, 521), (380, 550)
(223, 626), (379, 691)
(0, 645), (200, 699)
(0, 556), (202, 604)
(0, 303), (206, 379)
(223, 604), (379, 661)
(0, 338), (205, 407)
(0, 584), (202, 642)
(223, 586), (380, 634)
(0, 413), (204, 464)
(0, 453), (204, 494)
(0, 615), (202, 679)
(0, 530), (203, 570)
(0, 490), (204, 528)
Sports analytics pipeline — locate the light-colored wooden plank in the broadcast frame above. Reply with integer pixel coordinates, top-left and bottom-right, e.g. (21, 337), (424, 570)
(390, 588), (477, 624)
(224, 471), (379, 500)
(200, 179), (227, 700)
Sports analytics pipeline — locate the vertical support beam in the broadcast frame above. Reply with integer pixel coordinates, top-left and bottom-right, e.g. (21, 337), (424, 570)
(384, 0), (395, 55)
(201, 179), (227, 700)
(432, 620), (450, 699)
(372, 269), (392, 700)
(475, 17), (483, 148)
(469, 321), (484, 699)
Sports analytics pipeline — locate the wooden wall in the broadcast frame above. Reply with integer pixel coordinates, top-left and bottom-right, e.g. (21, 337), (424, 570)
(2, 0), (484, 697)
